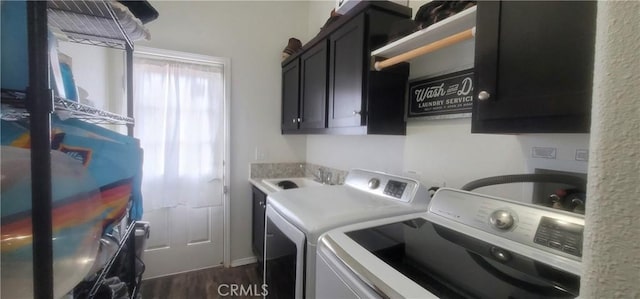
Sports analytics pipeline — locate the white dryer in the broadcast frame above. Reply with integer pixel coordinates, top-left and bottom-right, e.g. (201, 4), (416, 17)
(264, 169), (430, 298)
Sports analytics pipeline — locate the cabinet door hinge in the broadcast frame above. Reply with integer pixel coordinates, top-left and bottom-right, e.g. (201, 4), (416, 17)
(223, 185), (229, 195)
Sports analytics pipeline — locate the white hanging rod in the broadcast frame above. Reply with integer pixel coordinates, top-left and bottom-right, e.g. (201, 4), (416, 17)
(374, 27), (476, 71)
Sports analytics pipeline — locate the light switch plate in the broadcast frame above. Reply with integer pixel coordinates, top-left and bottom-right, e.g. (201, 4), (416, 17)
(254, 147), (268, 161)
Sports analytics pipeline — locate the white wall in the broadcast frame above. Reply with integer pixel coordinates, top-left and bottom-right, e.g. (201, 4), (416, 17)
(305, 1), (589, 202)
(140, 1), (309, 262)
(306, 1), (335, 42)
(57, 42), (111, 110)
(57, 43), (127, 133)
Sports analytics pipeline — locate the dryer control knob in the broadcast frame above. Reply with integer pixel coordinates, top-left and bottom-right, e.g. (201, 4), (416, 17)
(368, 178), (380, 189)
(489, 210), (515, 230)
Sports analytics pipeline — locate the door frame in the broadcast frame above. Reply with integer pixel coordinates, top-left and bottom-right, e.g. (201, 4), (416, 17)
(134, 46), (231, 267)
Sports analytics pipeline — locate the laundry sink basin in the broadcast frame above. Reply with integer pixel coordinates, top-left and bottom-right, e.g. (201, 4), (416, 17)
(262, 177), (323, 191)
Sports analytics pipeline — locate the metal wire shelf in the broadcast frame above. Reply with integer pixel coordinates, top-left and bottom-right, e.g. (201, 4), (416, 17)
(1, 90), (134, 125)
(54, 97), (134, 124)
(65, 34), (128, 50)
(48, 0), (133, 49)
(17, 2), (141, 298)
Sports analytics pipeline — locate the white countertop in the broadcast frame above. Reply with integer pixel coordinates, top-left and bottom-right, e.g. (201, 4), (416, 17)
(250, 177), (327, 195)
(249, 178), (279, 194)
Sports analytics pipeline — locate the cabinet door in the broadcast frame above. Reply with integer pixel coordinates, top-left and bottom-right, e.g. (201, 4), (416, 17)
(282, 59), (300, 132)
(300, 41), (328, 129)
(251, 186), (267, 261)
(473, 1), (596, 133)
(328, 14), (365, 128)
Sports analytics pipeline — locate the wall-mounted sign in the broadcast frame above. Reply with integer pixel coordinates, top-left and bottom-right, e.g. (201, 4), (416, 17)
(408, 69), (474, 118)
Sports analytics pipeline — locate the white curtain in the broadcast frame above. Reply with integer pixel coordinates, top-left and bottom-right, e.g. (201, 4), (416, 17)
(133, 55), (224, 210)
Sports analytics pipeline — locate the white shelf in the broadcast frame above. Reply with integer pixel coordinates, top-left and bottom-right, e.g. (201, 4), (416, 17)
(372, 6), (476, 58)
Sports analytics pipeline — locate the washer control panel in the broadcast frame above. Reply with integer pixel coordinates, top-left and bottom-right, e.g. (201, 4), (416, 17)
(344, 169), (428, 205)
(383, 180), (407, 199)
(534, 217), (583, 257)
(429, 188), (585, 261)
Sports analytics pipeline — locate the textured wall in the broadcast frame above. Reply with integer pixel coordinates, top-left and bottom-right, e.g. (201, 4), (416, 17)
(581, 1), (640, 297)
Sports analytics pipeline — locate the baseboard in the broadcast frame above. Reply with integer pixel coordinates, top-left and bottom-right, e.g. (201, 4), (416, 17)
(230, 256), (258, 267)
(143, 264), (223, 280)
(142, 257), (258, 280)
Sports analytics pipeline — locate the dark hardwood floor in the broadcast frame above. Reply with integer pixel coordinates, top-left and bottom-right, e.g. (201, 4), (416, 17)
(140, 263), (262, 299)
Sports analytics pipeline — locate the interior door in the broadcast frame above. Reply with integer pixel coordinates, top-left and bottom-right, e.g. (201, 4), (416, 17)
(142, 205), (224, 278)
(133, 47), (229, 278)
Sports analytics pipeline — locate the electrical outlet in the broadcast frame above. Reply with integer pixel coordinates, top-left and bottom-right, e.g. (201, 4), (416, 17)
(575, 149), (589, 161)
(532, 147), (557, 159)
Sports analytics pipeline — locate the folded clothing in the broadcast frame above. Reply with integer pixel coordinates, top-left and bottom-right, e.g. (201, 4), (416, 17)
(110, 1), (151, 41)
(116, 0), (158, 24)
(415, 1), (477, 29)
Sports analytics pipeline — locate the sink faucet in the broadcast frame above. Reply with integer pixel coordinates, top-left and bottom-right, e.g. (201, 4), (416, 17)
(313, 167), (332, 184)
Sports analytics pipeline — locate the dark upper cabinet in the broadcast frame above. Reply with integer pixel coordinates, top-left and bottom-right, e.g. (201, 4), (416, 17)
(328, 14), (365, 128)
(473, 1), (597, 133)
(300, 41), (328, 130)
(281, 59), (300, 132)
(281, 41), (328, 133)
(281, 1), (411, 135)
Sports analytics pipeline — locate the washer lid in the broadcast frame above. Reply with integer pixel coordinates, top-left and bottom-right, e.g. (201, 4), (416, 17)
(319, 210), (581, 299)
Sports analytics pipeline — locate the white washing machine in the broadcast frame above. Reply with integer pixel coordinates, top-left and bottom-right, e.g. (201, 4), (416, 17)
(263, 169), (430, 299)
(316, 188), (584, 298)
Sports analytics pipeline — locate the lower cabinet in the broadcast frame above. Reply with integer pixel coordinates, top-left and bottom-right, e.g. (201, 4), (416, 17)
(251, 186), (267, 273)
